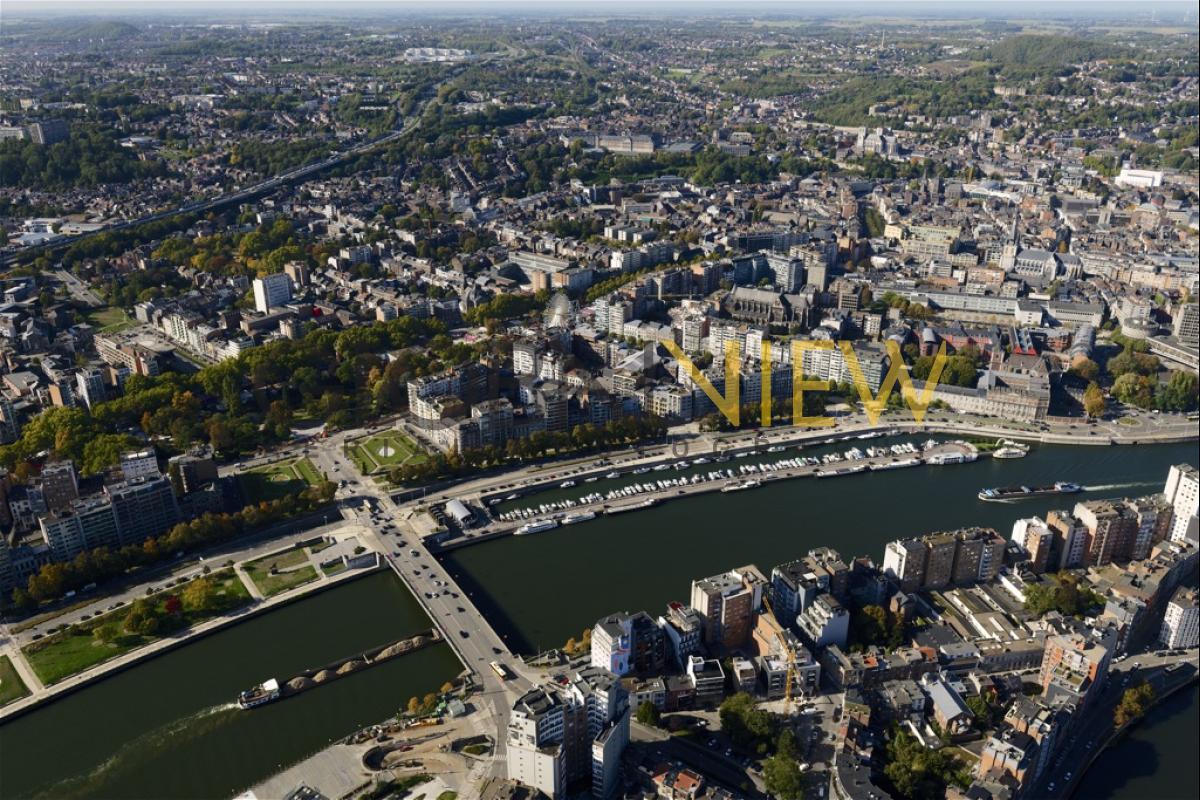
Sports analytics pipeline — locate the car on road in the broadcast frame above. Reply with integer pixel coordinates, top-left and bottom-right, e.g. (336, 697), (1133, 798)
(459, 630), (470, 638)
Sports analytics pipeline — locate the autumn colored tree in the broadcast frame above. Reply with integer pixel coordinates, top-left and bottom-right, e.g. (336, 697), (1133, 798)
(1083, 382), (1107, 418)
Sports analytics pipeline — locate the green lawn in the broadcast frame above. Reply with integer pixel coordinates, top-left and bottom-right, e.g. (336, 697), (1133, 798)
(346, 430), (427, 475)
(0, 656), (31, 706)
(321, 560), (348, 577)
(244, 546), (310, 573)
(248, 564), (319, 597)
(85, 306), (137, 333)
(22, 570), (251, 685)
(238, 457), (322, 503)
(243, 545), (319, 596)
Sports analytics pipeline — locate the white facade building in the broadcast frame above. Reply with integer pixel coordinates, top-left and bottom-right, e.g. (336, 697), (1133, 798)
(252, 272), (292, 313)
(507, 667), (630, 799)
(1160, 588), (1198, 649)
(1164, 463), (1199, 543)
(119, 449), (160, 481)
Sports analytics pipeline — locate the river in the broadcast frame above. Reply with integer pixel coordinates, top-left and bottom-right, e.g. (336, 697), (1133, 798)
(444, 439), (1196, 654)
(0, 571), (461, 800)
(1075, 684), (1200, 800)
(442, 438), (1198, 800)
(2, 440), (1194, 799)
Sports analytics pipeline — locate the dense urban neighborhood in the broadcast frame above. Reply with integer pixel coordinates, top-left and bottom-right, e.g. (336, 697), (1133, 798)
(0, 5), (1197, 800)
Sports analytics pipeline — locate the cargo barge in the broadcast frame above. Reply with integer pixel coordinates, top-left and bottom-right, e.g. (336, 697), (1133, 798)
(978, 482), (1082, 502)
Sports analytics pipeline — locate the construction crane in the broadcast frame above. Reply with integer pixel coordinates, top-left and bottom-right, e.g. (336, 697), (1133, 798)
(760, 593), (796, 712)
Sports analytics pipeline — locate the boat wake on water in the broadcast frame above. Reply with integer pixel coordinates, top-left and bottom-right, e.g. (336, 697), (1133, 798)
(1083, 481), (1159, 492)
(31, 702), (239, 799)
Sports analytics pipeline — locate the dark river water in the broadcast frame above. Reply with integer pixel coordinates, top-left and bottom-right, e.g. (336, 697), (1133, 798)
(443, 439), (1198, 800)
(1, 439), (1194, 800)
(0, 571), (461, 800)
(444, 439), (1195, 654)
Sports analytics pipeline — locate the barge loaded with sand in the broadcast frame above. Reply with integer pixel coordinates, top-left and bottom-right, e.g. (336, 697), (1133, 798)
(237, 628), (441, 709)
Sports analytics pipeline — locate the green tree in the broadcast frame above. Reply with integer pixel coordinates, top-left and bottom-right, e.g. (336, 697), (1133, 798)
(635, 701), (662, 727)
(125, 597), (164, 635)
(853, 604), (889, 647)
(1111, 373), (1154, 409)
(763, 752), (805, 799)
(93, 620), (123, 644)
(1024, 573), (1103, 617)
(884, 727), (967, 800)
(1157, 370), (1199, 412)
(1114, 680), (1154, 727)
(719, 692), (777, 751)
(1108, 348), (1159, 378)
(9, 587), (35, 612)
(80, 433), (139, 476)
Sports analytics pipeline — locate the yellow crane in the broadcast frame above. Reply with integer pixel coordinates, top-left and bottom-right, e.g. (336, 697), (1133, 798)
(760, 593), (796, 712)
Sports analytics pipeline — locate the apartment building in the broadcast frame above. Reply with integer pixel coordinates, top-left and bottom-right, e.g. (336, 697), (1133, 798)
(882, 528), (1005, 591)
(39, 460), (80, 513)
(1046, 509), (1089, 569)
(770, 548), (850, 620)
(977, 727), (1037, 793)
(1073, 500), (1138, 567)
(882, 539), (927, 593)
(1003, 696), (1070, 781)
(119, 449), (160, 482)
(507, 667), (630, 799)
(685, 655), (726, 707)
(1011, 517), (1055, 573)
(657, 602), (703, 668)
(1160, 587), (1199, 649)
(797, 593), (850, 649)
(38, 497), (121, 561)
(590, 611), (667, 678)
(1163, 463), (1199, 543)
(252, 272), (293, 313)
(689, 566), (766, 653)
(1039, 633), (1110, 709)
(105, 476), (181, 548)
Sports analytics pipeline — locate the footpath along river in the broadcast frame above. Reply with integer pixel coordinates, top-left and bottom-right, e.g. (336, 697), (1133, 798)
(0, 571), (461, 800)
